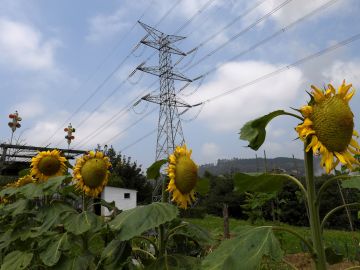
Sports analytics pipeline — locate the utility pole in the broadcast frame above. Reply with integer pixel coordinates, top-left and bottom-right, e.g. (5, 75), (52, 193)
(136, 21), (198, 160)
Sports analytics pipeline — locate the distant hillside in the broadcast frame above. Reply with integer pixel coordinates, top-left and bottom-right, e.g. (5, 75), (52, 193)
(199, 156), (322, 176)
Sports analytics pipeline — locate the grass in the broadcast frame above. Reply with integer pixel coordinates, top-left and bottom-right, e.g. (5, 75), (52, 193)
(185, 215), (360, 260)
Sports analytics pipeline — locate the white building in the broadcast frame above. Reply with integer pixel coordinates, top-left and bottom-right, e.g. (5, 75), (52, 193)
(101, 186), (137, 216)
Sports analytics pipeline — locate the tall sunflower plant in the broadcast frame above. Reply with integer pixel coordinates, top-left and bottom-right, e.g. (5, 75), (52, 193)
(201, 80), (360, 270)
(140, 145), (212, 269)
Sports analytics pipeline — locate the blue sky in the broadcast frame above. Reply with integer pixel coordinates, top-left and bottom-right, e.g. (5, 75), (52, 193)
(0, 0), (359, 169)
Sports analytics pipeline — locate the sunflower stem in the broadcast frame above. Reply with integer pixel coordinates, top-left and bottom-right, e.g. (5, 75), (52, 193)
(304, 141), (327, 269)
(316, 175), (354, 204)
(320, 202), (360, 231)
(158, 175), (168, 256)
(282, 111), (304, 121)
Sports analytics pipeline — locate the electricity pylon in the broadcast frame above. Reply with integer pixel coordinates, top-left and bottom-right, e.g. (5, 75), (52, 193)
(137, 21), (197, 160)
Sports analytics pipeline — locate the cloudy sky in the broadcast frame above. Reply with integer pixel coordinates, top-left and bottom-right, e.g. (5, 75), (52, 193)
(0, 0), (359, 169)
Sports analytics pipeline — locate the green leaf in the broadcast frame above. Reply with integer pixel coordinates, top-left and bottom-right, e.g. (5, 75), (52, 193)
(195, 177), (210, 196)
(239, 110), (287, 150)
(16, 183), (43, 198)
(0, 251), (33, 270)
(64, 211), (102, 235)
(40, 233), (69, 266)
(0, 176), (68, 199)
(173, 222), (213, 246)
(3, 199), (28, 217)
(18, 168), (30, 177)
(88, 233), (105, 256)
(325, 247), (344, 265)
(233, 173), (288, 193)
(100, 240), (132, 269)
(146, 159), (168, 179)
(109, 202), (178, 241)
(37, 202), (77, 232)
(148, 254), (200, 270)
(52, 255), (93, 270)
(201, 226), (283, 270)
(341, 175), (360, 190)
(100, 239), (123, 260)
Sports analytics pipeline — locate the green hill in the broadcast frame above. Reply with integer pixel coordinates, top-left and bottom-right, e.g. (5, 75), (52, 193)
(199, 156), (323, 176)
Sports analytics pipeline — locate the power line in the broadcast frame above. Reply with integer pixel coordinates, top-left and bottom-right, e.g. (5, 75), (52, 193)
(179, 0), (341, 91)
(104, 107), (157, 146)
(43, 0), (181, 147)
(120, 128), (157, 153)
(174, 0), (217, 34)
(183, 0), (294, 72)
(174, 0), (268, 67)
(115, 32), (360, 152)
(200, 32), (360, 104)
(75, 0), (316, 149)
(69, 0), (289, 149)
(67, 0), (222, 148)
(72, 87), (158, 149)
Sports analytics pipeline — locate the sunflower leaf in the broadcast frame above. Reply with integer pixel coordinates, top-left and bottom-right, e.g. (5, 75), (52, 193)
(64, 211), (102, 235)
(239, 110), (287, 150)
(40, 233), (69, 266)
(147, 159), (168, 179)
(109, 202), (178, 240)
(88, 233), (105, 256)
(233, 173), (288, 193)
(18, 168), (30, 177)
(52, 255), (94, 270)
(201, 226), (283, 270)
(341, 175), (360, 190)
(147, 254), (201, 270)
(0, 250), (33, 270)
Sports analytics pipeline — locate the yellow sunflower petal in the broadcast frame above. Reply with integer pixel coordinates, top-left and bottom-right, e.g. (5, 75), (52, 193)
(300, 105), (313, 117)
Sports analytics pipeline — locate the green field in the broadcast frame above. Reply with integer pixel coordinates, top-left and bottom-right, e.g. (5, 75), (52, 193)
(185, 215), (360, 260)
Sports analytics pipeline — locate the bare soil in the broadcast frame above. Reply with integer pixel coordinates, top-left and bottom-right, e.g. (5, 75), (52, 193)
(284, 253), (360, 270)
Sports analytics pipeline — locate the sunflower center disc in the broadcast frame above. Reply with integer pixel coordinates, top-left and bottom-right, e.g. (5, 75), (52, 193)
(38, 156), (61, 176)
(311, 96), (354, 152)
(81, 158), (107, 188)
(174, 156), (198, 194)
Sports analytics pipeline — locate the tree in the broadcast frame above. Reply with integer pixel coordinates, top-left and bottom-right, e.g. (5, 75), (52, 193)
(200, 171), (244, 219)
(106, 146), (152, 204)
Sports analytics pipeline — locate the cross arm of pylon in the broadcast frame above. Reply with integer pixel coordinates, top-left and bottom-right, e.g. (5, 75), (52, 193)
(139, 21), (185, 44)
(137, 65), (191, 82)
(140, 39), (186, 55)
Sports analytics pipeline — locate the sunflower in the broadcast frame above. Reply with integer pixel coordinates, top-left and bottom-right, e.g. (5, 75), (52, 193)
(31, 150), (67, 181)
(167, 145), (198, 209)
(15, 175), (35, 187)
(73, 151), (111, 197)
(296, 80), (360, 173)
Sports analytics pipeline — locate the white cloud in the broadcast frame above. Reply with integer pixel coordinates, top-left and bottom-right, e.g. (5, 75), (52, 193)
(187, 61), (303, 131)
(23, 105), (131, 149)
(11, 100), (45, 119)
(322, 60), (360, 87)
(177, 0), (221, 19)
(86, 9), (130, 42)
(0, 18), (58, 70)
(201, 142), (220, 163)
(253, 0), (347, 26)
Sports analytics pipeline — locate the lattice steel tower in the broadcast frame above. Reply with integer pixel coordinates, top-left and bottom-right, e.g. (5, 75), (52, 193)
(137, 21), (193, 160)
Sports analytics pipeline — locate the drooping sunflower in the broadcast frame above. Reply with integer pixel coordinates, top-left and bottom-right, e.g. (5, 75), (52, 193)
(167, 145), (198, 209)
(73, 151), (111, 197)
(15, 175), (35, 187)
(31, 150), (67, 181)
(296, 80), (360, 173)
